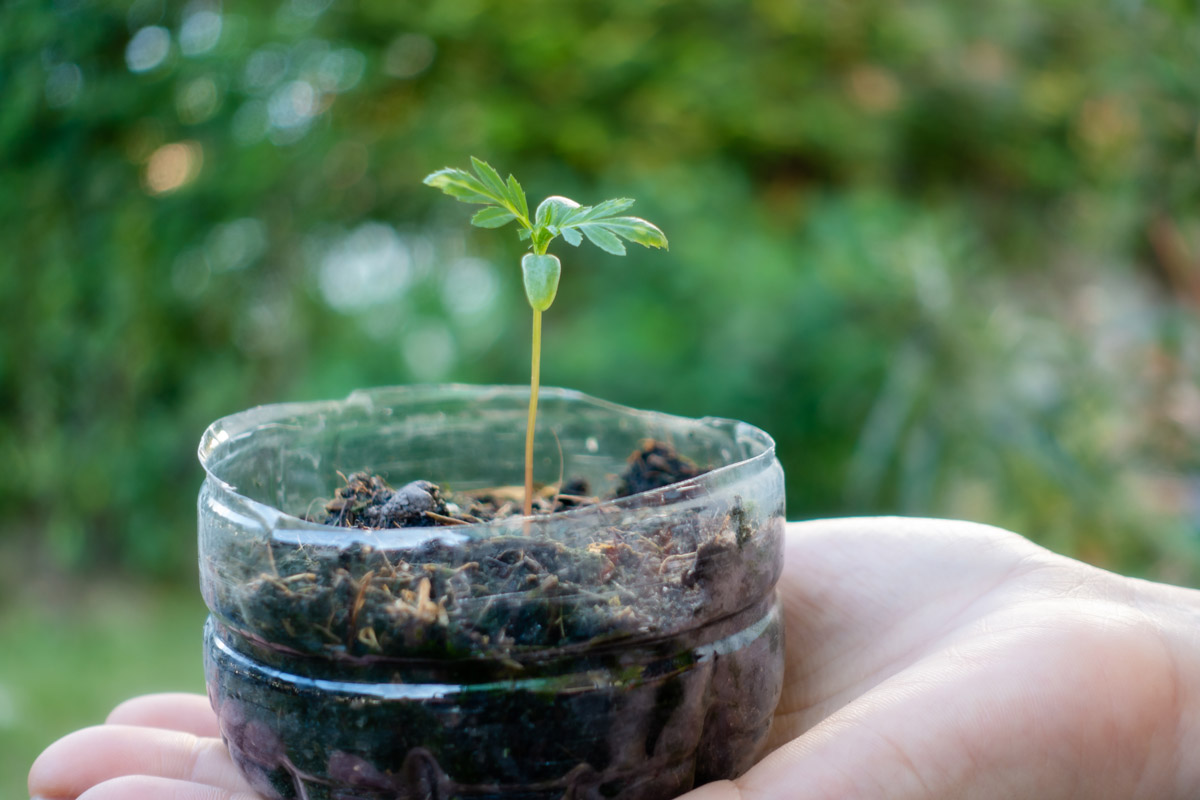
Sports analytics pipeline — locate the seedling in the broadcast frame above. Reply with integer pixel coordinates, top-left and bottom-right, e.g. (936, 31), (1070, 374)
(424, 158), (668, 515)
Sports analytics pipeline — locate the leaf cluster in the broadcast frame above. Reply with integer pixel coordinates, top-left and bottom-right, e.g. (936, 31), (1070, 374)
(423, 158), (668, 257)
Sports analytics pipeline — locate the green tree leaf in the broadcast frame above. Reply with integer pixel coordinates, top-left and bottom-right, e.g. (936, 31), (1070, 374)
(581, 225), (626, 255)
(470, 157), (509, 200)
(597, 217), (669, 250)
(535, 195), (581, 228)
(471, 207), (518, 228)
(423, 168), (497, 205)
(506, 175), (529, 220)
(570, 197), (636, 222)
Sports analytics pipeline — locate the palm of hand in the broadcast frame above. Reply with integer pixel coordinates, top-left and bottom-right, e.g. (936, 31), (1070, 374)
(30, 518), (1198, 800)
(727, 517), (1189, 800)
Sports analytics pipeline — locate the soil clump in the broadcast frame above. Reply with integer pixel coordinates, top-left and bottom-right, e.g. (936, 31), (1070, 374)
(221, 440), (755, 665)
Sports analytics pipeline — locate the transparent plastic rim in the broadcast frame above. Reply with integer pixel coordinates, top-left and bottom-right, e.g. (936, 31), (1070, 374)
(198, 384), (778, 546)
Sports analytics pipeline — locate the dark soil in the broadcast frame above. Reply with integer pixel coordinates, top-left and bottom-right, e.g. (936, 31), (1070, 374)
(206, 439), (786, 800)
(314, 439), (700, 529)
(221, 439), (742, 664)
(210, 440), (774, 666)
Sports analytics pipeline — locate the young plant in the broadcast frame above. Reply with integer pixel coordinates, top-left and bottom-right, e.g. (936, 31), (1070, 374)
(424, 158), (668, 516)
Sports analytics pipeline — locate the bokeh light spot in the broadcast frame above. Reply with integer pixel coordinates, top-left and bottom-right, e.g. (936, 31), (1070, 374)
(144, 140), (203, 195)
(316, 48), (366, 93)
(243, 46), (288, 92)
(402, 322), (457, 381)
(268, 79), (316, 130)
(180, 8), (222, 56)
(441, 257), (498, 318)
(846, 65), (901, 114)
(45, 62), (83, 108)
(384, 34), (436, 79)
(319, 223), (412, 312)
(126, 25), (171, 73)
(231, 99), (268, 144)
(177, 76), (220, 124)
(291, 0), (333, 18)
(207, 218), (267, 272)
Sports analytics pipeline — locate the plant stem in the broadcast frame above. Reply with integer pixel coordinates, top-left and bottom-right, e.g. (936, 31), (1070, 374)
(524, 308), (543, 517)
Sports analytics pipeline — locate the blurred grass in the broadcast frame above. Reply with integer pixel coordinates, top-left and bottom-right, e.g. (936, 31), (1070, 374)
(0, 576), (206, 797)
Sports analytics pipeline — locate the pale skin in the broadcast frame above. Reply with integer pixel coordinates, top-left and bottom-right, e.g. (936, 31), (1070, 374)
(29, 517), (1200, 800)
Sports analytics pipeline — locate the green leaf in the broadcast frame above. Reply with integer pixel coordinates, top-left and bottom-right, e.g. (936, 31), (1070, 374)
(598, 217), (669, 250)
(423, 168), (497, 205)
(561, 227), (583, 246)
(555, 198), (667, 251)
(471, 207), (517, 228)
(470, 157), (509, 200)
(581, 225), (626, 255)
(506, 174), (528, 220)
(535, 195), (581, 228)
(571, 197), (636, 221)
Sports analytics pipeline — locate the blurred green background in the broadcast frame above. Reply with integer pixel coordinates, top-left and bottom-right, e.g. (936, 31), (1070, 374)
(4, 0), (1200, 792)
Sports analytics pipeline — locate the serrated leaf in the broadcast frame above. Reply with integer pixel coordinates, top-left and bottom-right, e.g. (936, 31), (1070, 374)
(506, 175), (528, 219)
(423, 168), (497, 205)
(470, 157), (509, 199)
(581, 225), (626, 255)
(471, 206), (517, 228)
(561, 227), (583, 246)
(598, 216), (669, 250)
(535, 195), (581, 228)
(571, 197), (636, 222)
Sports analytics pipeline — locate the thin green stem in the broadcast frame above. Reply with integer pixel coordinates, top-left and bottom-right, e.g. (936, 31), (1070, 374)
(523, 307), (542, 517)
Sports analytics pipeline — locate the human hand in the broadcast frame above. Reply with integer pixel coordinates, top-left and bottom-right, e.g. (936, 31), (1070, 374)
(28, 692), (260, 799)
(30, 518), (1200, 799)
(683, 517), (1200, 800)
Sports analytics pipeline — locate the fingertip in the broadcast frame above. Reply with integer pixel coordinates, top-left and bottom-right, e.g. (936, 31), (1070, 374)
(29, 725), (100, 797)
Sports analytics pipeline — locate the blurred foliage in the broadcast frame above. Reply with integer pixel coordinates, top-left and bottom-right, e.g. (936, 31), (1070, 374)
(3, 0), (1200, 584)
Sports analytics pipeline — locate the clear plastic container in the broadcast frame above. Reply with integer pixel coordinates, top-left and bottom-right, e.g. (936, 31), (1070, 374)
(198, 385), (785, 800)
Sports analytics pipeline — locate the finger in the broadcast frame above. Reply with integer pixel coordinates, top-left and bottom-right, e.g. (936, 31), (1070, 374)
(75, 774), (261, 800)
(29, 725), (255, 799)
(107, 693), (221, 737)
